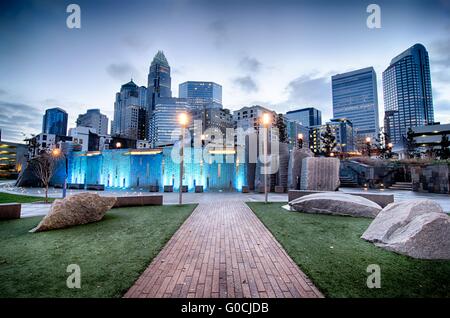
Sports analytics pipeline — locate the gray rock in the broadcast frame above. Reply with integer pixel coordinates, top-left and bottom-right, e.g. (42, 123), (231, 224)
(289, 192), (382, 218)
(361, 199), (450, 260)
(31, 193), (117, 232)
(300, 157), (340, 191)
(288, 148), (314, 190)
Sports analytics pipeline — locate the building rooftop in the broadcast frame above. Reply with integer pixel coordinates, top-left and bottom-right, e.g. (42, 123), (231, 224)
(151, 50), (169, 67)
(121, 80), (138, 89)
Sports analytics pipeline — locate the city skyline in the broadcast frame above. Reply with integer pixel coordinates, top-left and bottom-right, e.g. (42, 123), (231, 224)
(0, 0), (449, 142)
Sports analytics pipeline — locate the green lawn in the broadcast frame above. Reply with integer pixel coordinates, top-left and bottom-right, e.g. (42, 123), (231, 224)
(0, 204), (195, 297)
(248, 202), (450, 298)
(0, 192), (55, 204)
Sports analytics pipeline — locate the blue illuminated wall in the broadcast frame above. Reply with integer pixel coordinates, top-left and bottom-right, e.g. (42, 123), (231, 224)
(66, 147), (247, 192)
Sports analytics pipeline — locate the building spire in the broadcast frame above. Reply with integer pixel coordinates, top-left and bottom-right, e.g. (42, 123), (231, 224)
(151, 50), (169, 67)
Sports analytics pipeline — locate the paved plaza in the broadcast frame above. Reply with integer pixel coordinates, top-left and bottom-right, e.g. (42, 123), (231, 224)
(124, 201), (323, 298)
(1, 179), (449, 217)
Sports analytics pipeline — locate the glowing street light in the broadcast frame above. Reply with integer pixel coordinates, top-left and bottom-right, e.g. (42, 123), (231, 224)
(115, 142), (122, 149)
(51, 147), (68, 198)
(260, 112), (271, 204)
(365, 137), (372, 157)
(178, 112), (189, 205)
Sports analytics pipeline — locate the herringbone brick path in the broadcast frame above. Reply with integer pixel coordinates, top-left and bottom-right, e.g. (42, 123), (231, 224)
(124, 201), (322, 298)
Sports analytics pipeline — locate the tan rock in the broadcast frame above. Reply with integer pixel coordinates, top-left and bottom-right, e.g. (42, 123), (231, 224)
(31, 193), (116, 232)
(289, 192), (382, 218)
(362, 199), (450, 260)
(300, 157), (340, 191)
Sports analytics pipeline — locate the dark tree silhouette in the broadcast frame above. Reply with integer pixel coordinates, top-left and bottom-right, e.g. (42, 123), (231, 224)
(405, 127), (416, 158)
(320, 124), (336, 157)
(276, 114), (288, 143)
(439, 133), (450, 160)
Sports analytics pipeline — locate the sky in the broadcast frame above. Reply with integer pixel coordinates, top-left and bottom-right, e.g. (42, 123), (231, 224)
(0, 0), (449, 142)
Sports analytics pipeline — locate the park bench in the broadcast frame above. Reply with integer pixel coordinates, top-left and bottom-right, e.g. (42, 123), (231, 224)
(113, 195), (163, 208)
(0, 203), (21, 220)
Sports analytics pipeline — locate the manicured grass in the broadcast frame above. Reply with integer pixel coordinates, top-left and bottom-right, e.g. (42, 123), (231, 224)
(0, 192), (55, 204)
(248, 202), (450, 298)
(0, 204), (195, 297)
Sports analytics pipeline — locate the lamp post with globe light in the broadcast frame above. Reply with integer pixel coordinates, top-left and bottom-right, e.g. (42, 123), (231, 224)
(365, 137), (372, 157)
(51, 148), (68, 198)
(178, 112), (189, 205)
(261, 113), (271, 204)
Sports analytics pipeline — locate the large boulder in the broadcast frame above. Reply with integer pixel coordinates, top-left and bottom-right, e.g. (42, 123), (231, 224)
(300, 157), (340, 191)
(289, 192), (382, 218)
(31, 193), (117, 232)
(288, 148), (314, 190)
(361, 199), (450, 260)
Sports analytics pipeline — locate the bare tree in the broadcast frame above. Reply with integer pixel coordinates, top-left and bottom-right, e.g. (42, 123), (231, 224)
(30, 152), (57, 203)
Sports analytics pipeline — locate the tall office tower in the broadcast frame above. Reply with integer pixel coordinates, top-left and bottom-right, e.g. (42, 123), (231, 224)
(233, 105), (277, 146)
(179, 81), (223, 109)
(112, 80), (147, 139)
(42, 107), (68, 136)
(196, 107), (233, 134)
(147, 51), (172, 113)
(383, 43), (434, 146)
(285, 107), (322, 127)
(76, 109), (109, 136)
(233, 105), (277, 132)
(149, 97), (189, 147)
(123, 105), (148, 141)
(332, 67), (379, 140)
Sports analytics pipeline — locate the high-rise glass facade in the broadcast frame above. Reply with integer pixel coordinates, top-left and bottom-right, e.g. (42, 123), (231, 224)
(149, 98), (189, 147)
(42, 107), (68, 136)
(332, 67), (379, 140)
(285, 107), (321, 127)
(76, 109), (109, 135)
(112, 80), (147, 139)
(179, 81), (222, 109)
(383, 43), (434, 146)
(147, 51), (172, 112)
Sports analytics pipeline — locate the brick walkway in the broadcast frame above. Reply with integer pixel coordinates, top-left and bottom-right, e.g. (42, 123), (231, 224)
(124, 201), (323, 298)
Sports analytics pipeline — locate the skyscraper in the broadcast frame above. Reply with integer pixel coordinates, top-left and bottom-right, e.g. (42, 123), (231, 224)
(42, 107), (68, 136)
(383, 43), (434, 146)
(332, 67), (379, 140)
(76, 109), (109, 135)
(285, 107), (322, 127)
(179, 81), (222, 109)
(112, 80), (147, 140)
(147, 51), (172, 113)
(149, 97), (189, 147)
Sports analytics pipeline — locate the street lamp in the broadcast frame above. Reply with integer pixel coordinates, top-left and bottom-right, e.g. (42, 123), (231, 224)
(365, 137), (371, 157)
(387, 142), (393, 158)
(261, 112), (271, 204)
(51, 148), (68, 198)
(297, 133), (303, 149)
(178, 112), (189, 205)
